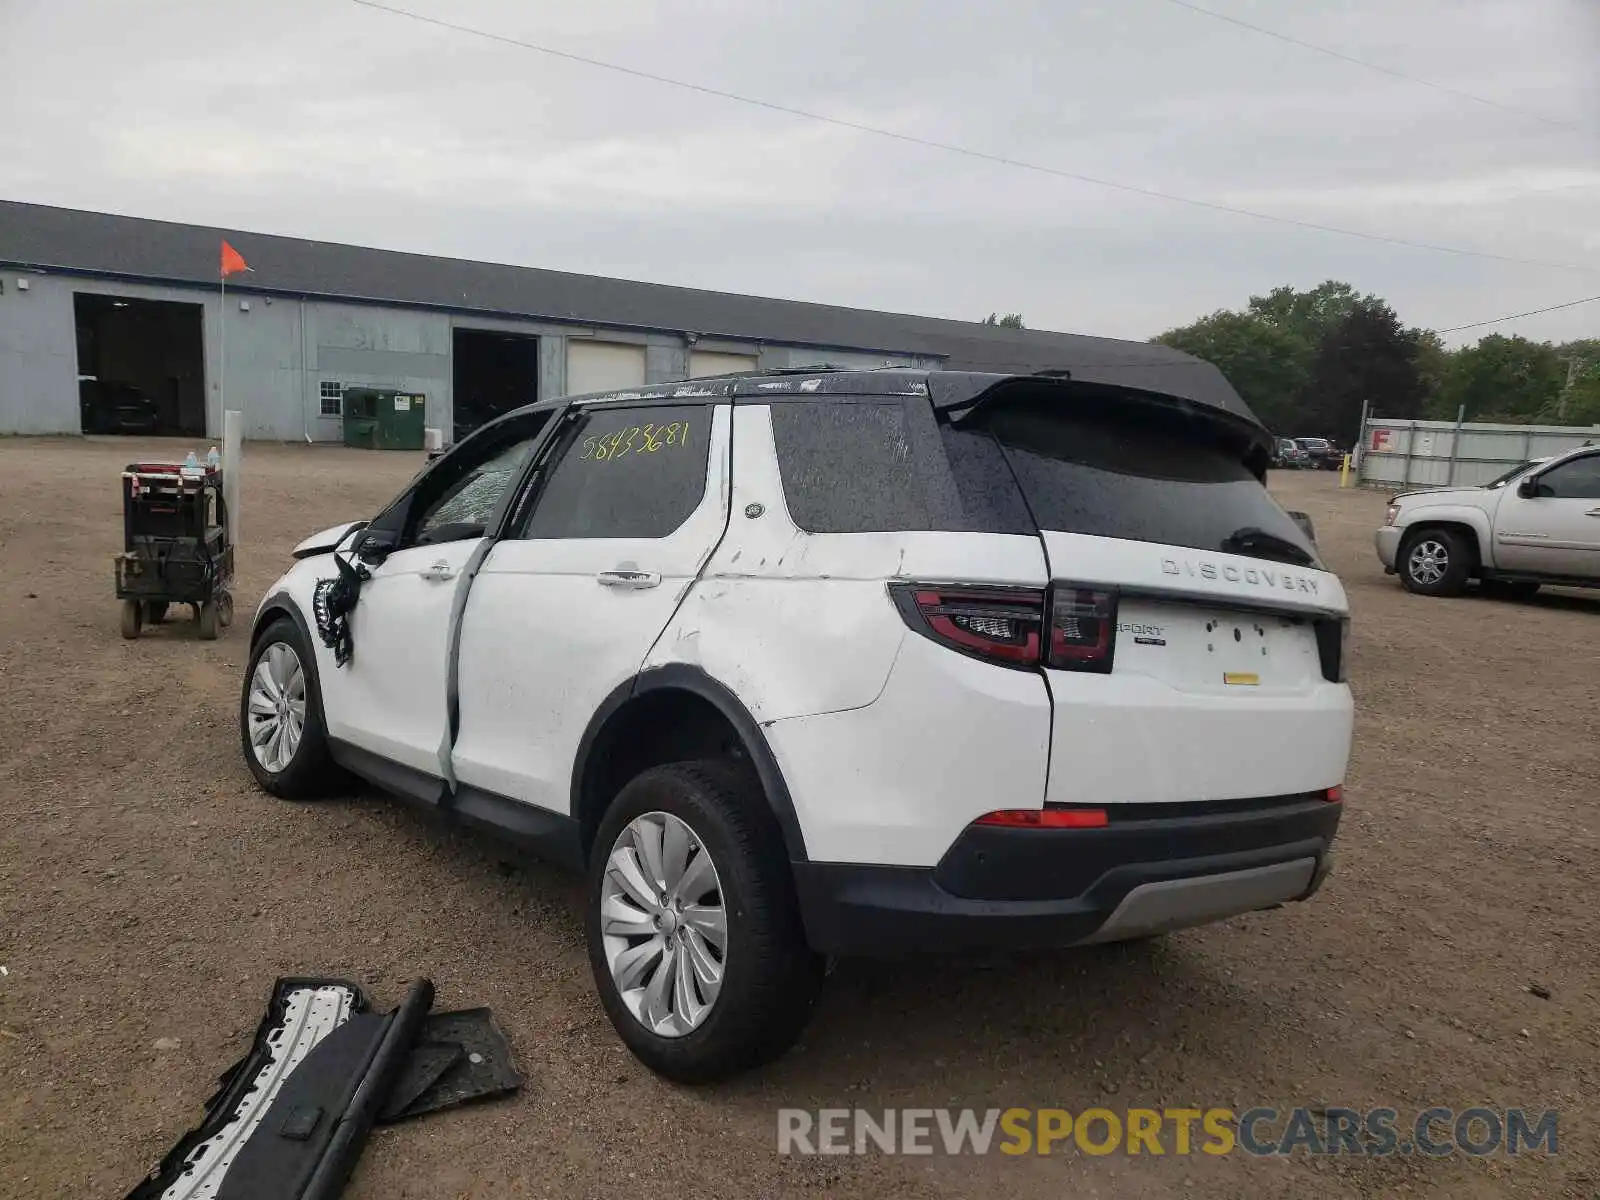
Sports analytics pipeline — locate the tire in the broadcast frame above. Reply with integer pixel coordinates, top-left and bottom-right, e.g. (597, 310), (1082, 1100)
(119, 600), (142, 640)
(585, 760), (823, 1083)
(216, 591), (235, 628)
(1398, 528), (1472, 597)
(198, 599), (220, 640)
(240, 617), (343, 799)
(1481, 579), (1540, 602)
(144, 601), (168, 625)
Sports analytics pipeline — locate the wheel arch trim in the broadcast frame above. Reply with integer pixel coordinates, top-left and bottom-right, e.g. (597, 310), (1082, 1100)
(1397, 510), (1491, 564)
(570, 665), (809, 866)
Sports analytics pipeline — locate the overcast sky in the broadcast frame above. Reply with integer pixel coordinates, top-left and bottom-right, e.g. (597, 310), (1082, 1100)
(2, 0), (1596, 346)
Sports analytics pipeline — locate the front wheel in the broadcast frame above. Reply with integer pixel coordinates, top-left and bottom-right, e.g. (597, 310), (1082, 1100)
(1399, 529), (1471, 597)
(240, 618), (344, 798)
(585, 761), (823, 1083)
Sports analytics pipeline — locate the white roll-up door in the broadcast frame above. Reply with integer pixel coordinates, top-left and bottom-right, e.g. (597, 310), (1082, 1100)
(566, 341), (647, 396)
(689, 350), (758, 379)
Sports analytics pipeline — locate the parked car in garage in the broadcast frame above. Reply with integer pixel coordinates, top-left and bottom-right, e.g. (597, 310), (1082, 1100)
(1376, 447), (1600, 597)
(240, 368), (1353, 1082)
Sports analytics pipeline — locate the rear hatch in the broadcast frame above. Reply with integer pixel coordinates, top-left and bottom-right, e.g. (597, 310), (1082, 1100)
(955, 385), (1351, 807)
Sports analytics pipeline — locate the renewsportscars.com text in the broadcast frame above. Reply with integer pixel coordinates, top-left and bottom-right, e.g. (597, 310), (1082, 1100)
(777, 1107), (1558, 1157)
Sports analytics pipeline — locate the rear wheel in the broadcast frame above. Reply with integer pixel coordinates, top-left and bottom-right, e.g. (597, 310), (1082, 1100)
(1399, 528), (1471, 597)
(198, 599), (220, 640)
(585, 761), (823, 1083)
(240, 618), (343, 798)
(119, 600), (142, 640)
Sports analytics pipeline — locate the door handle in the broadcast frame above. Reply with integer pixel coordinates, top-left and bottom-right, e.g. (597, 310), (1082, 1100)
(420, 560), (456, 582)
(596, 568), (661, 589)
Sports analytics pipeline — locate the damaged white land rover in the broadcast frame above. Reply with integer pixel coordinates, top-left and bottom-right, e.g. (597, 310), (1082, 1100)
(241, 367), (1353, 1082)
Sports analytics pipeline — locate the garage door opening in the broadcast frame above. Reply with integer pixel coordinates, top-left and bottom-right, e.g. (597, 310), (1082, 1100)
(453, 328), (539, 439)
(74, 294), (206, 436)
(689, 350), (757, 379)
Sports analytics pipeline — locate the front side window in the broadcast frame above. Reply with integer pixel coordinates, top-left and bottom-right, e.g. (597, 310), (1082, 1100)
(415, 437), (539, 543)
(1534, 454), (1600, 499)
(521, 404), (709, 539)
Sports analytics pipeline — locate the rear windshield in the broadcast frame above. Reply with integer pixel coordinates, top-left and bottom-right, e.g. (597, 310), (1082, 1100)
(970, 398), (1320, 567)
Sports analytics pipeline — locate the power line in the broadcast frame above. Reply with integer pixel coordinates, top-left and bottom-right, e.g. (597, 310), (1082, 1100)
(349, 0), (1600, 275)
(1153, 0), (1585, 133)
(1437, 293), (1600, 334)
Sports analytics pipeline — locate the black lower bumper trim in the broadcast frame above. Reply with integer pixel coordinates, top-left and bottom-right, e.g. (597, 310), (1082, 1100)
(795, 796), (1342, 956)
(936, 794), (1342, 902)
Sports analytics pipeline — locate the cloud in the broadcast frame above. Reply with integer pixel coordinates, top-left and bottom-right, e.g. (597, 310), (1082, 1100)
(2, 0), (1597, 345)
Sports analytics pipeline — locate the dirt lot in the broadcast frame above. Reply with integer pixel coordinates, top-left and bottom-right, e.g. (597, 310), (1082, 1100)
(1, 437), (1596, 1199)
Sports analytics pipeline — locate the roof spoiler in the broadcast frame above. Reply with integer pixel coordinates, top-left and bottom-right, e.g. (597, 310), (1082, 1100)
(934, 373), (1274, 478)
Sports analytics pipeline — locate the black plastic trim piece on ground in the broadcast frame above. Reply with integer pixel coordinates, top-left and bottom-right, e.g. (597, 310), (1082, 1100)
(378, 1008), (524, 1123)
(292, 979), (435, 1200)
(127, 978), (373, 1200)
(213, 978), (434, 1200)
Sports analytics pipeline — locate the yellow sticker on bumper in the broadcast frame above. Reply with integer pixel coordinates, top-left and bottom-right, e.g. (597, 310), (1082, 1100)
(1223, 672), (1260, 686)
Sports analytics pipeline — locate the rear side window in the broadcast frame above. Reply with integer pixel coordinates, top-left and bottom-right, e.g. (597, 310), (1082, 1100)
(976, 397), (1319, 566)
(521, 404), (708, 539)
(770, 401), (933, 533)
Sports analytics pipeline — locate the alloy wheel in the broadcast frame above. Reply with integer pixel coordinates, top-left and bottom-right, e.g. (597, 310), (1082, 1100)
(246, 642), (307, 773)
(1407, 539), (1449, 586)
(599, 811), (727, 1037)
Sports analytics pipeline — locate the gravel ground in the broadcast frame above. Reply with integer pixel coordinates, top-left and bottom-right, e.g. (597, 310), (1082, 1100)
(1, 438), (1596, 1199)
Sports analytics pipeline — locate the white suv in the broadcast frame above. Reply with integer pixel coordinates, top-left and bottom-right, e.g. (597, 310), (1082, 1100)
(241, 369), (1353, 1082)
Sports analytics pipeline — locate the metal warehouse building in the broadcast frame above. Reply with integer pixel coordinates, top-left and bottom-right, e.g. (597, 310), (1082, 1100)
(0, 200), (1222, 442)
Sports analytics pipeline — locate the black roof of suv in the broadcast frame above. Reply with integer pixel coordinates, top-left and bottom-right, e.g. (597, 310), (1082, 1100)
(538, 367), (1264, 430)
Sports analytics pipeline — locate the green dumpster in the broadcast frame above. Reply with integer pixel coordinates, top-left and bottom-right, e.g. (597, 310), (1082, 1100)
(342, 388), (427, 450)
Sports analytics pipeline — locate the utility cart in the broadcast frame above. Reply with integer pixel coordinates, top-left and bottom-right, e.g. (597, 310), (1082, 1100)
(116, 461), (235, 640)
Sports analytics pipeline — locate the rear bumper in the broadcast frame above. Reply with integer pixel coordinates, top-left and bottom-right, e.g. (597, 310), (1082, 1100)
(794, 795), (1341, 956)
(1375, 526), (1401, 572)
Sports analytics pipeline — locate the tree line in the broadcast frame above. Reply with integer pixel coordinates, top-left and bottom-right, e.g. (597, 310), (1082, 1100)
(1150, 281), (1600, 441)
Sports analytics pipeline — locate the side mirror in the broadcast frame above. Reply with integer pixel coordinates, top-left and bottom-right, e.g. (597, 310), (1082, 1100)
(355, 526), (398, 564)
(1517, 476), (1538, 499)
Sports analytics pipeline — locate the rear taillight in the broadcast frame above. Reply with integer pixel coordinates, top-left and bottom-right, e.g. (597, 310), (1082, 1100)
(975, 807), (1109, 829)
(1314, 617), (1350, 683)
(888, 584), (1044, 669)
(1046, 586), (1117, 674)
(1325, 785), (1343, 803)
(890, 581), (1119, 673)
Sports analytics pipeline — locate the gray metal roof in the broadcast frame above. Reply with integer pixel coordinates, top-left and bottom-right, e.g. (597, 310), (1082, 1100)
(0, 199), (1251, 419)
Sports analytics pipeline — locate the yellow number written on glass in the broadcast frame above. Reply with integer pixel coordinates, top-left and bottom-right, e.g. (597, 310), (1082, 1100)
(581, 419), (692, 463)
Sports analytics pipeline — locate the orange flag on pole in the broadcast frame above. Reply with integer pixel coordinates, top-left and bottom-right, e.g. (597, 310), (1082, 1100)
(220, 240), (249, 277)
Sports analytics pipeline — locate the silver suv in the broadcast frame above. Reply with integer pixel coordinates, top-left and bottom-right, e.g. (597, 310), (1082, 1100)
(1376, 446), (1600, 597)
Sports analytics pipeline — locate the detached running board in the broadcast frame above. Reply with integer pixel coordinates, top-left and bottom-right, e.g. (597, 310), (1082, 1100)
(127, 978), (434, 1200)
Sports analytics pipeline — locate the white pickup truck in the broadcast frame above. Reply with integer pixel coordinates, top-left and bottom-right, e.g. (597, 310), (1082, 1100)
(1376, 445), (1600, 597)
